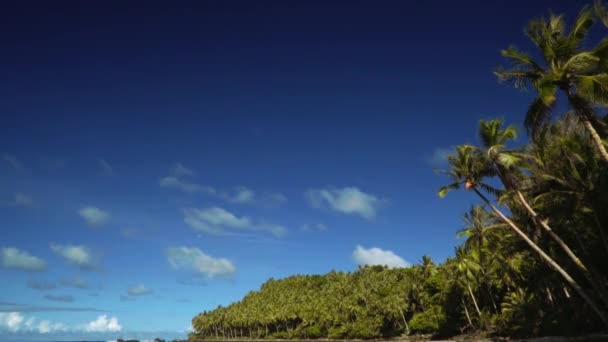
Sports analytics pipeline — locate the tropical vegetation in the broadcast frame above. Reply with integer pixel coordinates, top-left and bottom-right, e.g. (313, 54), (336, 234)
(189, 2), (608, 340)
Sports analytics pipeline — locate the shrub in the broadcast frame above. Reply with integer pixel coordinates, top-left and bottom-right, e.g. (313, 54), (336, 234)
(409, 305), (446, 334)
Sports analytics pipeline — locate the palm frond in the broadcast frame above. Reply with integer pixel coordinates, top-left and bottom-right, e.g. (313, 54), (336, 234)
(525, 97), (554, 140)
(478, 182), (504, 198)
(501, 46), (544, 72)
(438, 182), (460, 198)
(494, 68), (540, 89)
(568, 6), (594, 49)
(575, 74), (608, 105)
(595, 0), (608, 28)
(564, 52), (600, 74)
(592, 38), (608, 71)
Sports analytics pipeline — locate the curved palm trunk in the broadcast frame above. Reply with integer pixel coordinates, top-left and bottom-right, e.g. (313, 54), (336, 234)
(472, 187), (608, 328)
(467, 283), (482, 319)
(400, 311), (410, 335)
(461, 298), (475, 329)
(513, 189), (608, 308)
(495, 162), (608, 310)
(581, 115), (608, 162)
(566, 92), (608, 162)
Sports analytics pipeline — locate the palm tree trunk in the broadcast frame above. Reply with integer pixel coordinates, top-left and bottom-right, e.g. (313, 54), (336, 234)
(513, 189), (608, 309)
(473, 187), (608, 328)
(581, 115), (608, 162)
(461, 298), (474, 329)
(467, 283), (482, 319)
(400, 311), (410, 335)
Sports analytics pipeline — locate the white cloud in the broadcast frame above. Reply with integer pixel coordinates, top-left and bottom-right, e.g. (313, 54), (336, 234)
(159, 163), (211, 193)
(352, 245), (410, 268)
(183, 207), (287, 237)
(1, 154), (25, 172)
(0, 312), (24, 331)
(79, 206), (110, 226)
(167, 247), (236, 278)
(127, 284), (153, 296)
(50, 244), (95, 269)
(98, 158), (113, 176)
(0, 247), (47, 272)
(84, 315), (121, 332)
(225, 187), (255, 203)
(306, 187), (383, 219)
(300, 223), (327, 232)
(220, 187), (287, 207)
(0, 313), (67, 334)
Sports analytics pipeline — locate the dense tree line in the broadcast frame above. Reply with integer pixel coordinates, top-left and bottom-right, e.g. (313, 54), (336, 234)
(190, 2), (608, 339)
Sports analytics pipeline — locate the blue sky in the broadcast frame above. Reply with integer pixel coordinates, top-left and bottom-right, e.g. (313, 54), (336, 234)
(0, 0), (586, 340)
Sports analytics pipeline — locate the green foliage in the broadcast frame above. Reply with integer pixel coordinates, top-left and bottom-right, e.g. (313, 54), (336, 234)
(409, 306), (446, 334)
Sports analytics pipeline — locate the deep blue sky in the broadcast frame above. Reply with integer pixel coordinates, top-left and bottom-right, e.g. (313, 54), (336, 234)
(0, 0), (588, 340)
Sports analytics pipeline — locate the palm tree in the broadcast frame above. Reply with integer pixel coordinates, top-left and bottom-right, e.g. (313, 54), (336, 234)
(458, 204), (502, 312)
(495, 7), (608, 162)
(478, 118), (608, 307)
(458, 205), (501, 260)
(439, 144), (608, 327)
(454, 246), (483, 320)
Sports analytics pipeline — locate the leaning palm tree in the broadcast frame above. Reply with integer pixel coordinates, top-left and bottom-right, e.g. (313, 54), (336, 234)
(478, 118), (608, 308)
(439, 144), (608, 327)
(495, 7), (608, 162)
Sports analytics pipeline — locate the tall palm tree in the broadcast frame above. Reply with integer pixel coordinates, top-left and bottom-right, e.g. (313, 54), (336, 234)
(495, 7), (608, 162)
(439, 144), (608, 327)
(454, 246), (483, 320)
(478, 118), (608, 307)
(458, 204), (502, 312)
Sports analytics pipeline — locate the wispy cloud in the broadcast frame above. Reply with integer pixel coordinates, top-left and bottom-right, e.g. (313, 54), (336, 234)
(352, 245), (410, 268)
(160, 163), (286, 206)
(306, 187), (384, 220)
(43, 295), (74, 303)
(127, 284), (153, 296)
(219, 187), (287, 207)
(1, 154), (25, 172)
(183, 207), (287, 237)
(167, 247), (236, 279)
(50, 244), (96, 270)
(27, 280), (56, 291)
(300, 223), (327, 232)
(171, 162), (195, 177)
(79, 206), (110, 226)
(61, 276), (90, 289)
(0, 301), (104, 313)
(97, 158), (113, 176)
(0, 247), (47, 272)
(160, 176), (215, 194)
